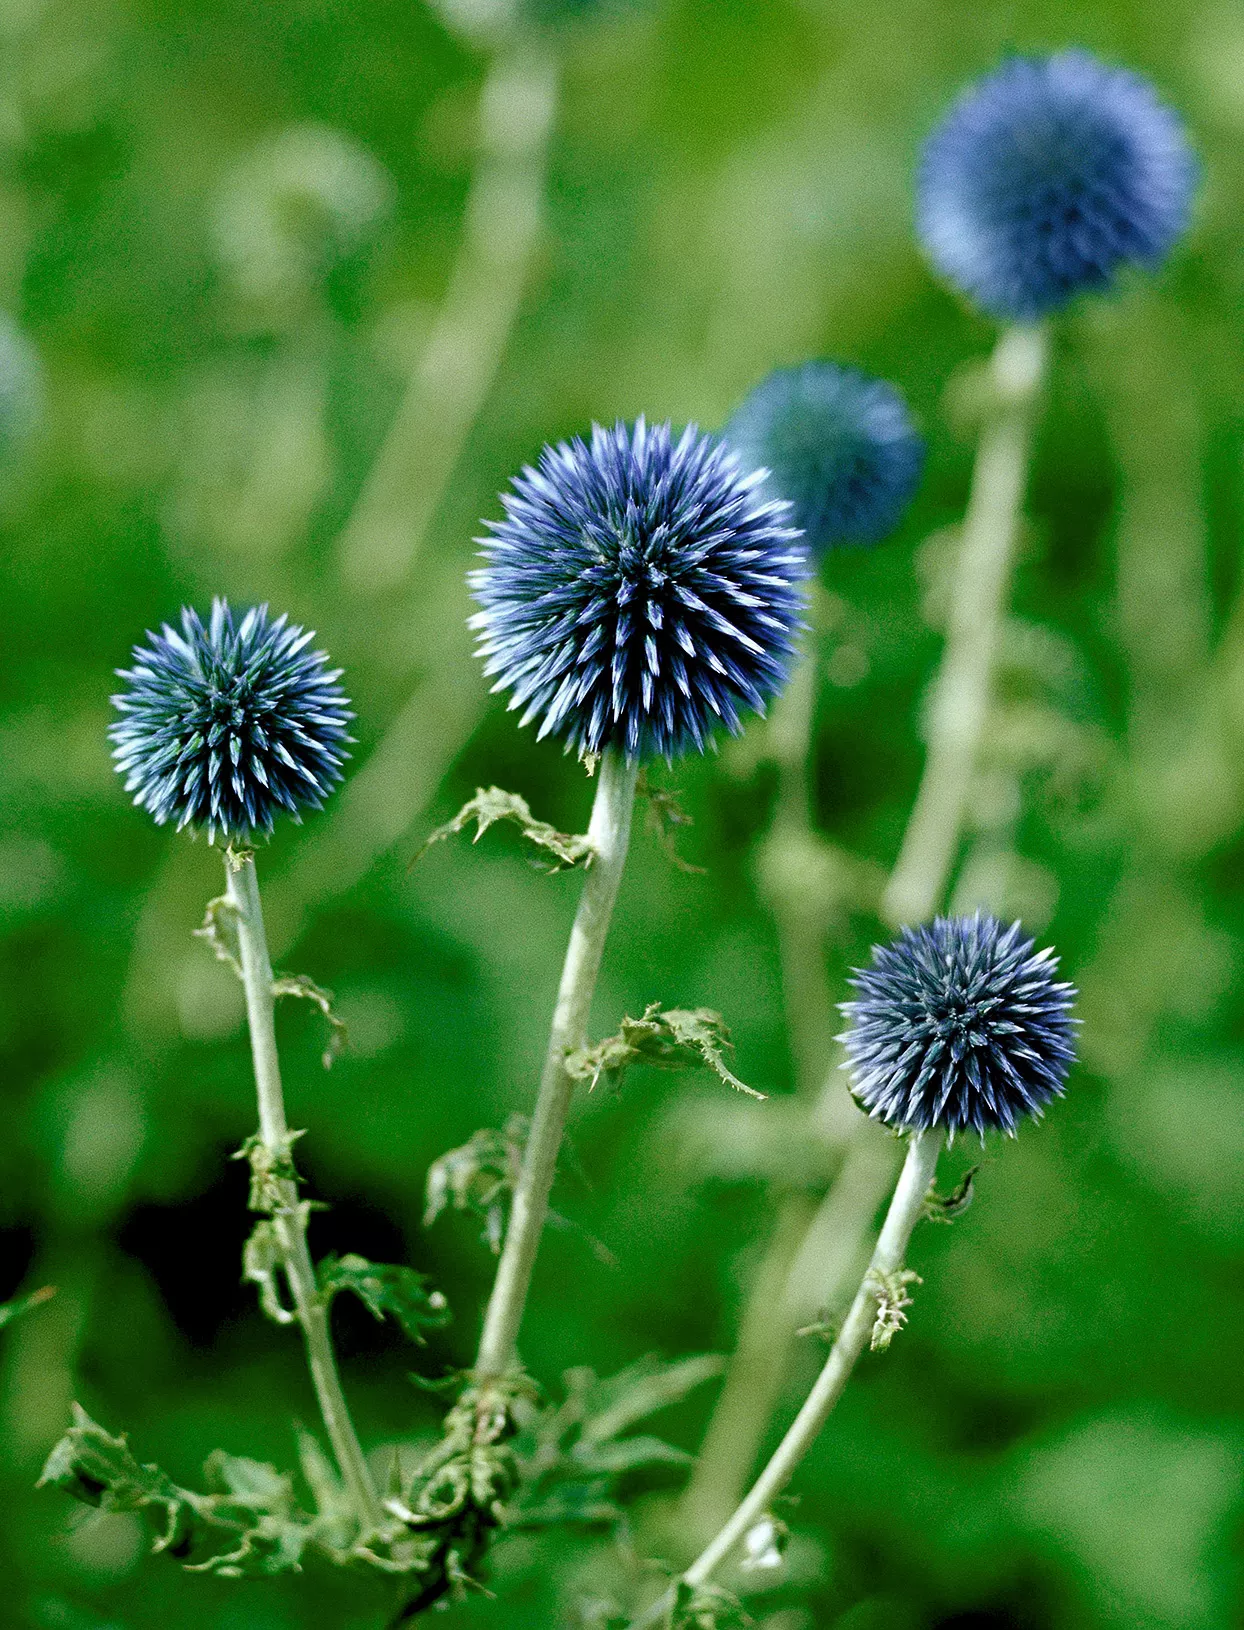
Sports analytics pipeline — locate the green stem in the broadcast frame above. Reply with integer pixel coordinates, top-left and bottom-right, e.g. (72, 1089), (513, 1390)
(474, 749), (639, 1381)
(881, 322), (1048, 928)
(632, 1130), (944, 1626)
(224, 851), (384, 1533)
(338, 36), (558, 593)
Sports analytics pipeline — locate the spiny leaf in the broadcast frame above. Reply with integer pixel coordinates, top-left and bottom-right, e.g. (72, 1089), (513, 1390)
(242, 1219), (298, 1326)
(566, 1004), (765, 1099)
(317, 1253), (450, 1344)
(39, 1406), (192, 1552)
(866, 1267), (922, 1351)
(272, 974), (348, 1068)
(923, 1165), (979, 1222)
(193, 893), (242, 979)
(575, 1354), (725, 1448)
(424, 1117), (526, 1253)
(416, 787), (594, 872)
(233, 1130), (305, 1214)
(510, 1355), (723, 1531)
(637, 770), (705, 874)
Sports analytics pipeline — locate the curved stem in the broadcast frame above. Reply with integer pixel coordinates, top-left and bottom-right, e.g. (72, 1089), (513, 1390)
(474, 750), (639, 1381)
(337, 36), (559, 593)
(224, 852), (384, 1533)
(881, 322), (1048, 928)
(632, 1131), (943, 1625)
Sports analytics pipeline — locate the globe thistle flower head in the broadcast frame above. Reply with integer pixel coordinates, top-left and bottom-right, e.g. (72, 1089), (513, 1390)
(917, 51), (1197, 321)
(110, 600), (352, 845)
(725, 362), (924, 553)
(839, 913), (1076, 1138)
(469, 418), (807, 761)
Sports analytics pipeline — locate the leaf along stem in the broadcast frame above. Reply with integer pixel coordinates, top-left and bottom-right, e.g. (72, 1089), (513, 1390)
(474, 749), (639, 1383)
(630, 1129), (944, 1626)
(224, 851), (384, 1534)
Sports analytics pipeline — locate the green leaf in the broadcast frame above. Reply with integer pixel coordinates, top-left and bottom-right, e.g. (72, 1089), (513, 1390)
(510, 1355), (723, 1530)
(38, 1406), (193, 1553)
(317, 1253), (450, 1344)
(271, 973), (348, 1069)
(242, 1218), (298, 1326)
(923, 1164), (979, 1222)
(424, 1116), (526, 1252)
(575, 1354), (725, 1449)
(39, 1408), (321, 1579)
(636, 770), (705, 874)
(566, 1005), (765, 1099)
(416, 787), (594, 871)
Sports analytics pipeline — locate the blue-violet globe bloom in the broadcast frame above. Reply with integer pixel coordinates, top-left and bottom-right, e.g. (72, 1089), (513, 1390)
(917, 51), (1196, 321)
(725, 362), (924, 554)
(839, 913), (1077, 1137)
(469, 418), (807, 760)
(110, 600), (352, 845)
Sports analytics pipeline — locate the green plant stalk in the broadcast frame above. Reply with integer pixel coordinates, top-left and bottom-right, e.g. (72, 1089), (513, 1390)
(223, 851), (384, 1533)
(882, 321), (1049, 927)
(474, 749), (639, 1382)
(338, 35), (559, 593)
(682, 324), (1047, 1546)
(633, 1130), (944, 1625)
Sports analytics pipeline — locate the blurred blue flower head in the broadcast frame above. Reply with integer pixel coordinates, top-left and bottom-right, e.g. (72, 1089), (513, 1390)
(470, 419), (807, 761)
(110, 601), (352, 845)
(840, 913), (1077, 1138)
(725, 362), (924, 554)
(917, 51), (1196, 321)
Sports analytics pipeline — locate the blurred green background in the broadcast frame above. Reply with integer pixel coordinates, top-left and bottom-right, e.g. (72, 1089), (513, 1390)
(2, 0), (1244, 1625)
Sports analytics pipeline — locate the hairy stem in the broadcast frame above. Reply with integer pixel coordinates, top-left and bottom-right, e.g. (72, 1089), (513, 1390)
(474, 750), (639, 1381)
(224, 851), (384, 1533)
(882, 322), (1048, 927)
(633, 1130), (943, 1625)
(338, 37), (558, 593)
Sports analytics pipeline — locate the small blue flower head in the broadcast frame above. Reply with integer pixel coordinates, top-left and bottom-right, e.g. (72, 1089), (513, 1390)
(110, 600), (352, 845)
(724, 362), (924, 554)
(469, 418), (807, 761)
(839, 913), (1077, 1138)
(918, 51), (1197, 321)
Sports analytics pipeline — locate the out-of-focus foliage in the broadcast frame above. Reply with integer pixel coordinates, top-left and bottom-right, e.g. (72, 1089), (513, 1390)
(0, 0), (1242, 1627)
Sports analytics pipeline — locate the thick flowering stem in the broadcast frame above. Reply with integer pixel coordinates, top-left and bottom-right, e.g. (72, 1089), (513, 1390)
(882, 322), (1048, 928)
(474, 749), (639, 1381)
(632, 1130), (944, 1627)
(224, 851), (383, 1534)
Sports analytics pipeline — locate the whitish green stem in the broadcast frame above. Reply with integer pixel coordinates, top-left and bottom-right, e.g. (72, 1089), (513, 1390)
(223, 851), (384, 1533)
(338, 36), (558, 593)
(882, 323), (1049, 928)
(474, 750), (639, 1381)
(632, 1130), (944, 1626)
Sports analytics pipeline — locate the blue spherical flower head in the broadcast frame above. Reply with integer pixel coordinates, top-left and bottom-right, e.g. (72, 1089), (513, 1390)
(725, 362), (924, 554)
(110, 600), (352, 845)
(918, 51), (1196, 321)
(839, 913), (1076, 1138)
(470, 418), (807, 761)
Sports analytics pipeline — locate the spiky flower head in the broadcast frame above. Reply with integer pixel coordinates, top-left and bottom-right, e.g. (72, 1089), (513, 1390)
(839, 913), (1076, 1137)
(469, 418), (807, 761)
(917, 51), (1196, 321)
(725, 362), (924, 554)
(110, 600), (352, 845)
